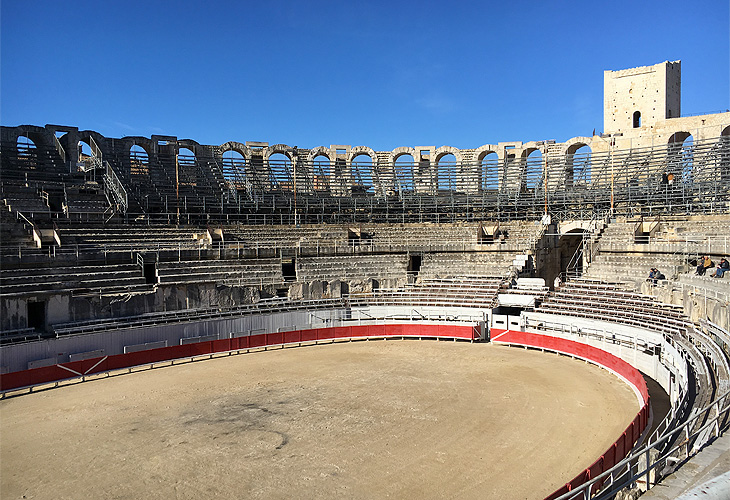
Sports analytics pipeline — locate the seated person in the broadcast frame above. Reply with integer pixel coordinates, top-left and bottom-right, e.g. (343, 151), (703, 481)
(696, 255), (713, 275)
(711, 258), (729, 278)
(648, 268), (664, 284)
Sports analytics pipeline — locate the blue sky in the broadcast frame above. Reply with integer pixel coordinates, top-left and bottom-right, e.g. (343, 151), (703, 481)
(2, 0), (728, 151)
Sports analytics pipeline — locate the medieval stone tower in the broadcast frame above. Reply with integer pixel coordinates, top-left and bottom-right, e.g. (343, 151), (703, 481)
(604, 60), (681, 134)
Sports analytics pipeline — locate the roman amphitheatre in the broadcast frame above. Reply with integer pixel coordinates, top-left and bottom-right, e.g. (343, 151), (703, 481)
(1, 60), (729, 499)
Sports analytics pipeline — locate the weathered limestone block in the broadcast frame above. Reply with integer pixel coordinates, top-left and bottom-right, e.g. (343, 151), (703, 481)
(309, 280), (326, 299)
(348, 278), (373, 294)
(329, 279), (346, 298)
(287, 282), (307, 300)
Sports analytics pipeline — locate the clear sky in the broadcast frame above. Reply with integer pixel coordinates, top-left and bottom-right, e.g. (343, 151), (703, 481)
(2, 0), (728, 151)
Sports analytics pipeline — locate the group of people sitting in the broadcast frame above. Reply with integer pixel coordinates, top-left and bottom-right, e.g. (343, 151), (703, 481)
(647, 268), (666, 284)
(696, 256), (729, 278)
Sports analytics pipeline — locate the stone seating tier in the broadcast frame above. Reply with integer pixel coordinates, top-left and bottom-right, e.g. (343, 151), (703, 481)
(536, 280), (691, 337)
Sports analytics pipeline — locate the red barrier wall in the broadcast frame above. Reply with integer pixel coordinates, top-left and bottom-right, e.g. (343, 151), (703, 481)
(3, 325), (649, 498)
(0, 323), (475, 392)
(491, 329), (650, 500)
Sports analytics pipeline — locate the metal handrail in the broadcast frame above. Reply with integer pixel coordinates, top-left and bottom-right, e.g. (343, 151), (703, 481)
(103, 161), (128, 213)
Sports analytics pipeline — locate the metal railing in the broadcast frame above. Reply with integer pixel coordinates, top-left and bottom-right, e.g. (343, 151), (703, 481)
(555, 388), (730, 499)
(53, 134), (66, 166)
(523, 313), (727, 499)
(103, 160), (128, 214)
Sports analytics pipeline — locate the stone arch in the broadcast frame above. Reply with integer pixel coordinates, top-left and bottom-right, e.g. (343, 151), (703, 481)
(307, 146), (333, 164)
(130, 142), (150, 158)
(389, 146), (417, 164)
(16, 133), (37, 155)
(130, 143), (150, 180)
(350, 148), (375, 194)
(721, 127), (730, 181)
(76, 133), (97, 171)
(392, 147), (416, 193)
(668, 131), (692, 145)
(177, 139), (201, 156)
(521, 146), (543, 190)
(566, 142), (592, 186)
(479, 150), (499, 191)
(221, 149), (246, 186)
(348, 146), (377, 165)
(473, 145), (498, 164)
(432, 147), (462, 192)
(433, 146), (463, 164)
(667, 131), (693, 182)
(435, 152), (458, 192)
(220, 141), (251, 161)
(266, 150), (292, 190)
(265, 144), (295, 162)
(175, 145), (198, 187)
(177, 146), (196, 159)
(309, 147), (332, 192)
(9, 125), (47, 148)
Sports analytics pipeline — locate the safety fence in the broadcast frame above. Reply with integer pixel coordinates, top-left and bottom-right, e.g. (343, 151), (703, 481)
(0, 323), (477, 395)
(491, 330), (650, 499)
(516, 314), (728, 499)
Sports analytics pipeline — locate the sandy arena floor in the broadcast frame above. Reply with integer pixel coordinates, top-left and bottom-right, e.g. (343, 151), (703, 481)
(0, 340), (639, 500)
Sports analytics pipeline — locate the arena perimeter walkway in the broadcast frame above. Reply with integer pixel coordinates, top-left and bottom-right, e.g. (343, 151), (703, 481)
(0, 341), (639, 500)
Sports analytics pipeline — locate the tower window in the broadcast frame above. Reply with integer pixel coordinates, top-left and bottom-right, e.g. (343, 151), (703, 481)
(633, 111), (641, 128)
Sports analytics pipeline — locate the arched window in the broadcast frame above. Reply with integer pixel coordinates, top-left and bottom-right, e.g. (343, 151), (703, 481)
(721, 127), (730, 181)
(268, 153), (292, 190)
(222, 150), (246, 189)
(177, 147), (195, 164)
(351, 154), (373, 193)
(16, 135), (36, 162)
(130, 144), (149, 178)
(524, 149), (543, 190)
(78, 140), (94, 171)
(437, 153), (457, 191)
(480, 152), (499, 191)
(667, 132), (691, 183)
(633, 111), (641, 128)
(177, 147), (197, 186)
(680, 134), (694, 184)
(394, 154), (415, 193)
(312, 154), (331, 191)
(570, 145), (592, 185)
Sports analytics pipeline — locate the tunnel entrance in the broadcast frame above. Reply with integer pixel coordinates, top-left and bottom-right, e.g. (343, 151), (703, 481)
(282, 258), (296, 281)
(27, 301), (46, 331)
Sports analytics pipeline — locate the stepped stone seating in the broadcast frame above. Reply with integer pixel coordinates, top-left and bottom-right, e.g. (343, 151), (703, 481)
(364, 223), (478, 245)
(374, 276), (502, 308)
(157, 258), (283, 286)
(1, 183), (52, 215)
(58, 226), (208, 252)
(585, 253), (685, 284)
(0, 205), (37, 251)
(0, 263), (149, 296)
(419, 252), (516, 279)
(536, 278), (692, 337)
(64, 184), (111, 218)
(676, 274), (730, 303)
(653, 216), (730, 244)
(296, 254), (408, 281)
(226, 225), (348, 248)
(585, 216), (730, 286)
